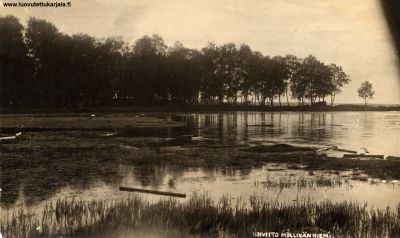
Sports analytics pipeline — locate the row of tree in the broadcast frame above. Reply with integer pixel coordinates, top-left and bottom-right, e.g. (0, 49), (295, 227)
(0, 15), (351, 107)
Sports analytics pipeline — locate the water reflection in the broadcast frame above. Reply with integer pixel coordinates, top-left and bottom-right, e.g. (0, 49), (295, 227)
(184, 111), (400, 156)
(117, 164), (400, 211)
(1, 111), (399, 210)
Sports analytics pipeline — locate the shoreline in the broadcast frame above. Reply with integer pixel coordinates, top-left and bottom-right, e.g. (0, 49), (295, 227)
(1, 104), (399, 114)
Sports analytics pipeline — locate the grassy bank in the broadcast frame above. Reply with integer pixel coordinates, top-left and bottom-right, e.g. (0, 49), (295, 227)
(1, 194), (399, 238)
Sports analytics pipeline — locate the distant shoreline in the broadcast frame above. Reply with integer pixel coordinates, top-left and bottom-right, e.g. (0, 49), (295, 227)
(1, 104), (399, 114)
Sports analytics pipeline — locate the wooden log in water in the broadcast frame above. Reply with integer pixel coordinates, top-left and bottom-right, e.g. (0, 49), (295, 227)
(119, 186), (186, 198)
(343, 154), (384, 159)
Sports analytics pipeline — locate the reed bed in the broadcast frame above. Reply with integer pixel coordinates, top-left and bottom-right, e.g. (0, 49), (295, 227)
(261, 175), (344, 190)
(1, 194), (399, 238)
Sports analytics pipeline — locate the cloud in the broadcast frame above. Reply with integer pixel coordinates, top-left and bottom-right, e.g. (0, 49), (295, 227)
(113, 5), (148, 37)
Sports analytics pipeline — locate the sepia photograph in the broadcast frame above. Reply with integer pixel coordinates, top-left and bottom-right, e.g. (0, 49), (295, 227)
(1, 0), (400, 237)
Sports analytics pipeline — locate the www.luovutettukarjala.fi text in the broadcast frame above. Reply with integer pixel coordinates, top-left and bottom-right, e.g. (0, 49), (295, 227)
(2, 1), (71, 7)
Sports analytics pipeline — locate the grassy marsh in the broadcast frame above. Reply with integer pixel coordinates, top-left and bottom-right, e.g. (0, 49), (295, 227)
(2, 112), (400, 237)
(1, 195), (399, 238)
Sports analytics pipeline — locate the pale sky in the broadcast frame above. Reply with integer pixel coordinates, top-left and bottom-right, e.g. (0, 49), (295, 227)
(1, 0), (400, 104)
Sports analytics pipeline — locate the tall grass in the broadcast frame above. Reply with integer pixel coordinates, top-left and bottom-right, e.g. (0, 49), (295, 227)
(1, 194), (399, 238)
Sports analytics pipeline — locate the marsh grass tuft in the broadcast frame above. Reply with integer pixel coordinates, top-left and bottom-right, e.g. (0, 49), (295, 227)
(1, 194), (399, 238)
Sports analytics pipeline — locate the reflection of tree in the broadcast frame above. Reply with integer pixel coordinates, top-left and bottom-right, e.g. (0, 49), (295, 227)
(360, 112), (374, 135)
(218, 167), (238, 177)
(225, 112), (238, 144)
(201, 165), (251, 179)
(218, 113), (224, 143)
(239, 168), (252, 178)
(297, 113), (305, 137)
(261, 112), (266, 135)
(131, 166), (166, 188)
(277, 113), (282, 135)
(330, 112), (335, 140)
(309, 113), (327, 142)
(130, 166), (186, 189)
(239, 112), (249, 142)
(291, 112), (333, 143)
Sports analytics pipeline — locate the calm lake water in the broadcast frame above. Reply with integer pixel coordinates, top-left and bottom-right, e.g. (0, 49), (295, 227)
(179, 111), (400, 157)
(1, 111), (400, 213)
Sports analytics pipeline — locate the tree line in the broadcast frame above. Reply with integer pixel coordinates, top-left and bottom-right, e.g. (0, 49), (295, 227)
(0, 15), (351, 108)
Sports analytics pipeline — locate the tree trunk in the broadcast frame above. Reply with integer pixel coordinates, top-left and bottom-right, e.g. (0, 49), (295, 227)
(279, 95), (282, 107)
(286, 91), (289, 106)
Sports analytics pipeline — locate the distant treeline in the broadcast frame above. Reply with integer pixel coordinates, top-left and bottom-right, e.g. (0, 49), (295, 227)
(0, 15), (350, 108)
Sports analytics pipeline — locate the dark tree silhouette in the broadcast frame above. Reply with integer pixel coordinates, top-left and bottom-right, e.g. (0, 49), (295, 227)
(25, 17), (62, 106)
(166, 42), (202, 105)
(0, 15), (31, 107)
(130, 34), (168, 105)
(0, 15), (352, 109)
(329, 64), (351, 105)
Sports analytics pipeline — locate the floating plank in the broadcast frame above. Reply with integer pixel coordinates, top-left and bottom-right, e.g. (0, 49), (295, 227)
(0, 132), (22, 142)
(119, 186), (186, 198)
(332, 148), (357, 154)
(316, 147), (331, 152)
(343, 154), (384, 159)
(0, 136), (16, 141)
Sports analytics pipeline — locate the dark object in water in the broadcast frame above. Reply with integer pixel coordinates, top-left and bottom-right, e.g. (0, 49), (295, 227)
(343, 154), (384, 160)
(242, 144), (314, 153)
(119, 186), (186, 198)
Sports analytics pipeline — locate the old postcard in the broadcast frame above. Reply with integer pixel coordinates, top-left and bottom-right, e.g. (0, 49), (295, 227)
(1, 1), (400, 237)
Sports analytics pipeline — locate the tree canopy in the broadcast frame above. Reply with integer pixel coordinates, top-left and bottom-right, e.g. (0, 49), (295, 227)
(0, 15), (351, 108)
(358, 81), (375, 107)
